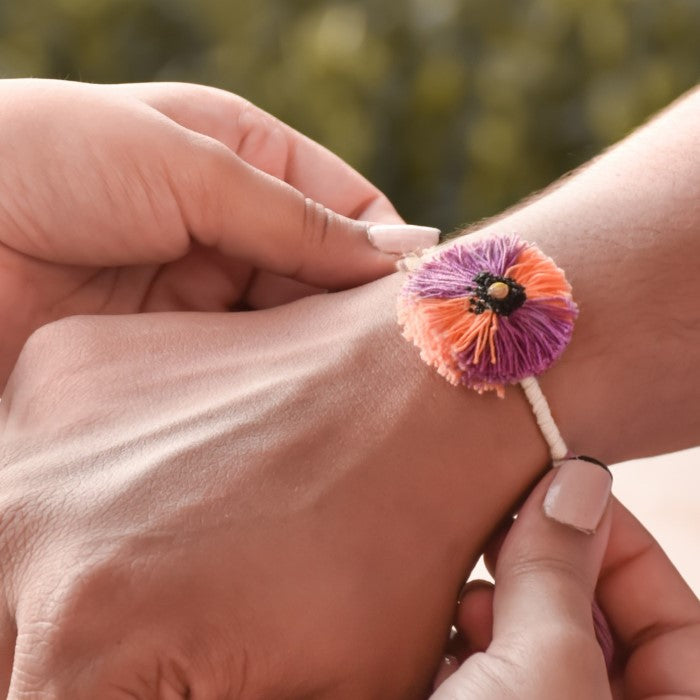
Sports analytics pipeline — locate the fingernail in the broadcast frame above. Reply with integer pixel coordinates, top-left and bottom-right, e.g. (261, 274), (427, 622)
(543, 458), (612, 534)
(367, 224), (440, 254)
(432, 655), (459, 690)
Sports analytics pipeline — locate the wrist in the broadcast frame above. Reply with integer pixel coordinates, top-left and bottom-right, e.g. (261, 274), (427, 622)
(357, 167), (698, 567)
(350, 272), (550, 555)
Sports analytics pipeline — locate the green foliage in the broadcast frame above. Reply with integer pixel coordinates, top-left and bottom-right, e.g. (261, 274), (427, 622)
(1, 0), (698, 229)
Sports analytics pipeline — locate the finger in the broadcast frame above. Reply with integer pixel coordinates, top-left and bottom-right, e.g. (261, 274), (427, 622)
(456, 580), (494, 654)
(432, 655), (459, 691)
(491, 459), (613, 672)
(113, 82), (404, 224)
(444, 631), (470, 666)
(482, 517), (615, 669)
(482, 519), (512, 578)
(169, 127), (439, 289)
(242, 270), (325, 310)
(597, 497), (700, 697)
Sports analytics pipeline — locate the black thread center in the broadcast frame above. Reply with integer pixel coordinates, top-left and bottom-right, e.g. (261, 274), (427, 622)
(467, 272), (526, 316)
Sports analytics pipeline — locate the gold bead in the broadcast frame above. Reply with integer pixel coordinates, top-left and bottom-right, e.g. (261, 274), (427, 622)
(487, 281), (510, 300)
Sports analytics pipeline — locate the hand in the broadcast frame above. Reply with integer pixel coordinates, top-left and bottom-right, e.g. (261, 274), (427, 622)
(433, 463), (700, 699)
(1, 278), (530, 700)
(2, 83), (699, 700)
(0, 78), (438, 385)
(599, 496), (700, 698)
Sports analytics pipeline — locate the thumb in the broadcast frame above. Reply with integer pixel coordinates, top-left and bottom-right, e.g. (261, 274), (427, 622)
(173, 132), (440, 289)
(492, 457), (613, 677)
(432, 458), (615, 700)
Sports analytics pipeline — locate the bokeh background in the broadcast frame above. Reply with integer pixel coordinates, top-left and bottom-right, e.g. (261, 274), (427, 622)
(1, 0), (698, 230)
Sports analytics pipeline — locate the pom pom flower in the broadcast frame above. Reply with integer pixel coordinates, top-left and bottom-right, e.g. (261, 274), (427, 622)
(398, 233), (578, 398)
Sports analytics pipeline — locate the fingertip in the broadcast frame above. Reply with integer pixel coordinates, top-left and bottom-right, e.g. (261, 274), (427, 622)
(458, 578), (494, 603)
(490, 465), (614, 648)
(457, 581), (494, 653)
(367, 224), (441, 255)
(542, 458), (612, 535)
(177, 130), (427, 289)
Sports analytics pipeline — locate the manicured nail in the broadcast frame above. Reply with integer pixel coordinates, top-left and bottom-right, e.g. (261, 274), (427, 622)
(368, 224), (440, 254)
(432, 655), (459, 690)
(543, 458), (612, 534)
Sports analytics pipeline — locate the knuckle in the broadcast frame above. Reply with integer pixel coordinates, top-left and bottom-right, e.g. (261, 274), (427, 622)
(15, 556), (249, 700)
(235, 100), (288, 174)
(235, 97), (261, 137)
(506, 613), (603, 675)
(301, 197), (333, 250)
(443, 651), (521, 699)
(3, 316), (121, 434)
(506, 552), (592, 597)
(14, 317), (100, 374)
(177, 132), (234, 246)
(6, 317), (103, 403)
(287, 196), (336, 280)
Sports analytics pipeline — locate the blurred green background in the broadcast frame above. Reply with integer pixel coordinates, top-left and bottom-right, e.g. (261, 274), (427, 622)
(1, 0), (698, 230)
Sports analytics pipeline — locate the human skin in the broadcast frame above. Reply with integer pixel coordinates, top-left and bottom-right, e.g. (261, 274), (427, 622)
(433, 473), (700, 699)
(0, 78), (414, 388)
(1, 87), (699, 697)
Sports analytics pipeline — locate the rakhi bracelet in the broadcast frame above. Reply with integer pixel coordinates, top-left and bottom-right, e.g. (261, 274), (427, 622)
(397, 231), (616, 668)
(397, 232), (577, 463)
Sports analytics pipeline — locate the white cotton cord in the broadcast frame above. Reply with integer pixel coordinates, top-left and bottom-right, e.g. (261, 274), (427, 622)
(519, 375), (568, 463)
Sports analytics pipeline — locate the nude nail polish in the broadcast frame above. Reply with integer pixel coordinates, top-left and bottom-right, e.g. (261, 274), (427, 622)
(543, 458), (612, 534)
(367, 224), (441, 254)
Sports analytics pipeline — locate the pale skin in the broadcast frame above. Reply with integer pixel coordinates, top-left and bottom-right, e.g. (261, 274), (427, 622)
(433, 480), (700, 699)
(0, 78), (405, 387)
(0, 80), (699, 698)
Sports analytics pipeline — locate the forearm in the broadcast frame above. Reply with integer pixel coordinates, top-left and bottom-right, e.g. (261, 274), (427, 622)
(495, 85), (700, 463)
(0, 86), (697, 700)
(392, 84), (700, 470)
(349, 85), (700, 617)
